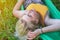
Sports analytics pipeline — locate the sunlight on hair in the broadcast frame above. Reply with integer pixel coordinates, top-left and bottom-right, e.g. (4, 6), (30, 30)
(16, 19), (28, 36)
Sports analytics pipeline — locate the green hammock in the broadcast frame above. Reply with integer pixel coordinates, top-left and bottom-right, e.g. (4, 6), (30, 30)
(44, 0), (60, 19)
(20, 0), (60, 40)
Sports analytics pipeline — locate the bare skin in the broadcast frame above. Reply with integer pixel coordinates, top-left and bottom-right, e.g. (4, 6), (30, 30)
(13, 0), (60, 40)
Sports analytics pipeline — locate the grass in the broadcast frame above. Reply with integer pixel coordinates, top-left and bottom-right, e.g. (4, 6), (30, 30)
(52, 0), (60, 11)
(0, 0), (17, 40)
(0, 0), (60, 40)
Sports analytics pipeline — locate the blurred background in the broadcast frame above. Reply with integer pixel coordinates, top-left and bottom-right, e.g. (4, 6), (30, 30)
(0, 0), (17, 40)
(0, 0), (60, 40)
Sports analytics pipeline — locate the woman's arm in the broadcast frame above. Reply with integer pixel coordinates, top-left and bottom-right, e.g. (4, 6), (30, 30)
(33, 14), (60, 35)
(36, 16), (60, 34)
(13, 0), (25, 18)
(42, 23), (60, 33)
(45, 11), (60, 25)
(43, 11), (60, 33)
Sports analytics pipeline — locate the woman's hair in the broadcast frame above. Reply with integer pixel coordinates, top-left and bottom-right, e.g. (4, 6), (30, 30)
(16, 10), (42, 37)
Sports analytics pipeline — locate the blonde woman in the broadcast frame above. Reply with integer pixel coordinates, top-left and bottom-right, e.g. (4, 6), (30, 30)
(13, 0), (60, 40)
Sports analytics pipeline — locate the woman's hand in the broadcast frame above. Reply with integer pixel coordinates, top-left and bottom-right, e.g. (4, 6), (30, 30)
(27, 29), (41, 40)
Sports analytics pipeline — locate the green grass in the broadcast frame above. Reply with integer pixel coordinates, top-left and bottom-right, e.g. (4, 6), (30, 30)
(0, 0), (17, 40)
(52, 0), (60, 11)
(0, 0), (60, 40)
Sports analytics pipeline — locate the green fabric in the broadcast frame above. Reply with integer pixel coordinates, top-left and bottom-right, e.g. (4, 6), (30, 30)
(40, 0), (60, 40)
(20, 5), (24, 10)
(44, 0), (60, 19)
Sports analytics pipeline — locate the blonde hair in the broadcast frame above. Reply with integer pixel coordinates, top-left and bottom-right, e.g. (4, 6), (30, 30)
(16, 18), (40, 37)
(16, 19), (28, 36)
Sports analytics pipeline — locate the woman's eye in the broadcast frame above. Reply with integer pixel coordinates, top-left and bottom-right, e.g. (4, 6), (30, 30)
(28, 14), (32, 17)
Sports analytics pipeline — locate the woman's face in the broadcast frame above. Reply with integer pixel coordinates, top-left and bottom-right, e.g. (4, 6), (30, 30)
(21, 9), (39, 24)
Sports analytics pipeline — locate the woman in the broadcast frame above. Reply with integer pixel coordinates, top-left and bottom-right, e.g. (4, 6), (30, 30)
(13, 0), (60, 40)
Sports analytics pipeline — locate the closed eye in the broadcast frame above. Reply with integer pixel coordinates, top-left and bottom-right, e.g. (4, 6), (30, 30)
(28, 14), (32, 17)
